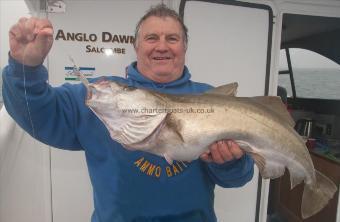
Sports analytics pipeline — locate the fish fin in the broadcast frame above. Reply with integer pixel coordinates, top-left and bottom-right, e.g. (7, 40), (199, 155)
(251, 96), (295, 127)
(250, 152), (286, 179)
(250, 153), (267, 177)
(301, 170), (337, 219)
(164, 153), (174, 165)
(237, 142), (268, 177)
(116, 113), (167, 146)
(262, 161), (286, 179)
(290, 174), (304, 189)
(165, 114), (184, 142)
(288, 165), (305, 189)
(205, 82), (238, 96)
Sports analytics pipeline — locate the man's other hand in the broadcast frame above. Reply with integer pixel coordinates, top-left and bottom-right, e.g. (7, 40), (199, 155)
(200, 140), (244, 164)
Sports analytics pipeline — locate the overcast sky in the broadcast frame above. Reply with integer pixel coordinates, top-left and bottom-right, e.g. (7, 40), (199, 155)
(280, 48), (339, 69)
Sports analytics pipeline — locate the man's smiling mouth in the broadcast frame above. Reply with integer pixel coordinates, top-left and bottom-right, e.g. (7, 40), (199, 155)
(153, 56), (171, 60)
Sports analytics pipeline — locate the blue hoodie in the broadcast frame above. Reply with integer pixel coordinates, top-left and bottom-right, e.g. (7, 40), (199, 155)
(2, 57), (254, 222)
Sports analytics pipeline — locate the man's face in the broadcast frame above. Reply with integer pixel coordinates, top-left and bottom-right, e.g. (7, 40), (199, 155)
(135, 16), (186, 83)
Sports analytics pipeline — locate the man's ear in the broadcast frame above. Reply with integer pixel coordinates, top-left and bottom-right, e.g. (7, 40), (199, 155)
(134, 43), (139, 53)
(133, 38), (138, 51)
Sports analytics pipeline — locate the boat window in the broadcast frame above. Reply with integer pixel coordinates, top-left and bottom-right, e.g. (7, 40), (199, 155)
(279, 48), (340, 100)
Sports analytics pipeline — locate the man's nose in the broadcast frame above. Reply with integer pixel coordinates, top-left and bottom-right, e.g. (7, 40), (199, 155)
(155, 38), (169, 52)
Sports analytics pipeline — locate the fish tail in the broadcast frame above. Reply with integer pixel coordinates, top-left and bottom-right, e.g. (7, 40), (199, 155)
(301, 170), (337, 219)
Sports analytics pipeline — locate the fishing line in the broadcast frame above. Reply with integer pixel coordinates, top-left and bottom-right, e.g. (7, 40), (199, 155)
(22, 50), (36, 138)
(22, 16), (55, 222)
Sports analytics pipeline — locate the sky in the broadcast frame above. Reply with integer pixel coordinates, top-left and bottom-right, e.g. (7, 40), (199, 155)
(280, 48), (339, 70)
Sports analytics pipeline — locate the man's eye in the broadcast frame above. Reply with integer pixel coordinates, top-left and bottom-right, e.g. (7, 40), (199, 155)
(146, 36), (157, 41)
(167, 36), (179, 43)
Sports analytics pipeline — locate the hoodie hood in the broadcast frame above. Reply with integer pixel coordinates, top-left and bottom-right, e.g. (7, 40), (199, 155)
(126, 62), (192, 89)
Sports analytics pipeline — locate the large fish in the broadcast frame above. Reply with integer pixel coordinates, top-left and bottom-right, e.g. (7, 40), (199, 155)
(79, 73), (337, 219)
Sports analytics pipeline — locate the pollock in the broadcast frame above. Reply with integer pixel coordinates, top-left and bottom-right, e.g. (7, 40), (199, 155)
(80, 74), (337, 219)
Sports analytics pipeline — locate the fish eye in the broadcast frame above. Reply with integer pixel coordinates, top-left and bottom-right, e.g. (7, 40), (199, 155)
(123, 86), (136, 91)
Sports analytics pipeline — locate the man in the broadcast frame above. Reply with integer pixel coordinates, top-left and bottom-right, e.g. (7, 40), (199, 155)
(3, 4), (254, 222)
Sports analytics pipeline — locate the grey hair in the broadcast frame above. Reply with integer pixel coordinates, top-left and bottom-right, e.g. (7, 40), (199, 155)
(133, 4), (188, 48)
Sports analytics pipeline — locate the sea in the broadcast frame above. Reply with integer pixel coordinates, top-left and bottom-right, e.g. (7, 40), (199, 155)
(278, 68), (340, 100)
(0, 68), (339, 109)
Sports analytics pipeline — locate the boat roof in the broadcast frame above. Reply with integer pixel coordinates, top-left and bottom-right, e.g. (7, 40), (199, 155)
(281, 13), (340, 65)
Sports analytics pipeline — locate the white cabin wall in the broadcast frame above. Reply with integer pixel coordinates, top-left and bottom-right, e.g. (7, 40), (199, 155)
(179, 1), (274, 221)
(0, 2), (53, 222)
(0, 1), (28, 69)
